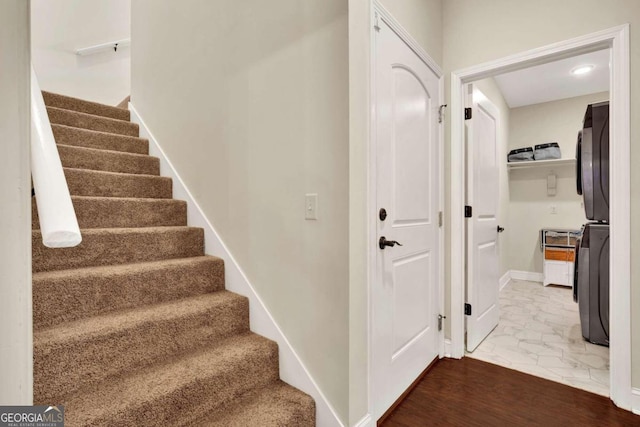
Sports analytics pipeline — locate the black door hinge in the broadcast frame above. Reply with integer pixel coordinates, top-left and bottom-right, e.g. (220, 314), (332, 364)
(465, 108), (472, 120)
(464, 303), (472, 316)
(464, 205), (472, 218)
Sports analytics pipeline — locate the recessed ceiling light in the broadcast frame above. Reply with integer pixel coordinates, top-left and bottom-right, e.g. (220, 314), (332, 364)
(572, 65), (594, 75)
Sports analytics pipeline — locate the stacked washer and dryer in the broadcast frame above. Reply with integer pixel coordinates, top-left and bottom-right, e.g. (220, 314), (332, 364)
(574, 101), (609, 347)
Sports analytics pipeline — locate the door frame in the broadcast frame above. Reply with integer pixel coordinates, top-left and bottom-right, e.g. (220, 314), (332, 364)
(368, 0), (445, 421)
(449, 25), (631, 410)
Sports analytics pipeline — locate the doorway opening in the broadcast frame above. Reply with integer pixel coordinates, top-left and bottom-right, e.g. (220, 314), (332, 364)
(464, 48), (610, 396)
(449, 25), (631, 410)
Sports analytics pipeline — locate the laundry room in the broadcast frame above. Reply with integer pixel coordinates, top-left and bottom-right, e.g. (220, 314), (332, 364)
(464, 48), (611, 397)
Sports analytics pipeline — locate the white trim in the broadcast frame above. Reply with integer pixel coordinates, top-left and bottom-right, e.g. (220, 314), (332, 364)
(631, 388), (640, 416)
(499, 271), (511, 291)
(368, 1), (445, 420)
(608, 23), (632, 412)
(437, 29), (446, 361)
(129, 104), (343, 427)
(449, 24), (631, 411)
(352, 414), (373, 427)
(509, 270), (544, 283)
(373, 1), (442, 77)
(443, 339), (454, 359)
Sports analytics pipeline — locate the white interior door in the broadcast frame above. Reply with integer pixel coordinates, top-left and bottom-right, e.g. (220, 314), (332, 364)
(465, 86), (501, 352)
(373, 17), (440, 419)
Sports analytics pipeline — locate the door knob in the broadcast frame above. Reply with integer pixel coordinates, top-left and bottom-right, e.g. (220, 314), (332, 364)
(379, 236), (403, 249)
(497, 225), (505, 233)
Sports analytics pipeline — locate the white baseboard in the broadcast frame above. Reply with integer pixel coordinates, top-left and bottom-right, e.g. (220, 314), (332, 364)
(509, 270), (543, 283)
(352, 414), (373, 427)
(130, 104), (343, 427)
(499, 271), (511, 291)
(631, 388), (640, 415)
(444, 339), (452, 358)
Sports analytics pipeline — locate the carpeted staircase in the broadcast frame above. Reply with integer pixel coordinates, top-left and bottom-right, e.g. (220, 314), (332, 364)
(32, 92), (315, 426)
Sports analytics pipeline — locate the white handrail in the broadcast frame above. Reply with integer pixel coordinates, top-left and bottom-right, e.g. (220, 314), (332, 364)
(75, 38), (130, 56)
(31, 67), (82, 248)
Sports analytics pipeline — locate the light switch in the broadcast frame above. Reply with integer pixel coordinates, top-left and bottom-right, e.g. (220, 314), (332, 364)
(305, 193), (318, 220)
(550, 205), (557, 215)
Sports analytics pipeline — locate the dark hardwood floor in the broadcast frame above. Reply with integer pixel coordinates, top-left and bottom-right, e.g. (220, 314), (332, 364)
(382, 357), (639, 427)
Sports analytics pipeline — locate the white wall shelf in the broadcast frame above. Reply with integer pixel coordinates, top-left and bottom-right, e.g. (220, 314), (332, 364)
(507, 158), (576, 170)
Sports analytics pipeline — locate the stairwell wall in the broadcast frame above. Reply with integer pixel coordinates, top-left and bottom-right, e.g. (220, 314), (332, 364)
(442, 0), (640, 389)
(31, 0), (131, 105)
(131, 1), (349, 423)
(0, 0), (32, 405)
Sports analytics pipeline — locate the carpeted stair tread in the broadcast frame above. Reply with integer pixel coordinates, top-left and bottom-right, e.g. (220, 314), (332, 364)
(47, 106), (139, 137)
(64, 167), (172, 198)
(32, 196), (186, 229)
(34, 291), (249, 403)
(61, 333), (279, 427)
(202, 380), (315, 427)
(32, 226), (204, 273)
(52, 124), (148, 154)
(43, 91), (130, 121)
(33, 256), (224, 330)
(57, 144), (160, 175)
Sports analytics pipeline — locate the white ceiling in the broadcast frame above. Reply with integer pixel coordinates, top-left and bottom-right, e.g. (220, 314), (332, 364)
(493, 49), (610, 108)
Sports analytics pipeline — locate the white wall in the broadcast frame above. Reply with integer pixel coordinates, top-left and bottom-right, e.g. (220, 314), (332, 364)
(443, 0), (640, 387)
(31, 0), (130, 105)
(506, 92), (607, 273)
(0, 0), (32, 405)
(131, 1), (349, 422)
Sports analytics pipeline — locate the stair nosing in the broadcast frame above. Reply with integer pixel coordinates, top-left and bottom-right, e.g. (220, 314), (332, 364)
(66, 195), (185, 203)
(43, 91), (129, 117)
(34, 291), (245, 340)
(63, 166), (169, 180)
(57, 143), (159, 161)
(33, 225), (201, 234)
(52, 123), (148, 142)
(32, 255), (221, 280)
(47, 105), (136, 127)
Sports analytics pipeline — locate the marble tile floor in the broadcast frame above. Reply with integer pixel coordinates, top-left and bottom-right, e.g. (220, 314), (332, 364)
(466, 279), (610, 397)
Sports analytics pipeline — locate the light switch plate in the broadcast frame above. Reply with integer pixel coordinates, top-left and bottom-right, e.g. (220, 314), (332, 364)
(305, 193), (318, 220)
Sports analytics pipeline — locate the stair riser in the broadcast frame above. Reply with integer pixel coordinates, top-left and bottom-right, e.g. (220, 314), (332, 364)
(68, 340), (280, 427)
(34, 297), (250, 403)
(33, 257), (224, 330)
(32, 197), (187, 230)
(47, 106), (139, 137)
(52, 125), (148, 154)
(64, 168), (172, 199)
(32, 228), (204, 273)
(43, 91), (130, 121)
(58, 145), (160, 175)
